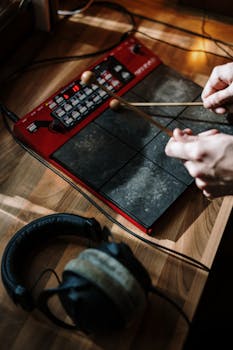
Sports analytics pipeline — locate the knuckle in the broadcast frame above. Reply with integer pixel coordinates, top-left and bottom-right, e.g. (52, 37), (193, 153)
(212, 65), (221, 75)
(184, 162), (203, 178)
(195, 178), (206, 190)
(190, 145), (204, 161)
(228, 84), (233, 94)
(190, 168), (203, 178)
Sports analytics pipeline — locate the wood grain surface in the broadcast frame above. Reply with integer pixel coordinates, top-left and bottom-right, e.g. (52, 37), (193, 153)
(0, 1), (233, 349)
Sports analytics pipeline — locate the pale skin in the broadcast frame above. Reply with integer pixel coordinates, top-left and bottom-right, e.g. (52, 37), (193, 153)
(165, 62), (233, 198)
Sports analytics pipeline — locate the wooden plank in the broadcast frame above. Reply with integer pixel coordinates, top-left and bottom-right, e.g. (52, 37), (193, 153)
(0, 1), (232, 349)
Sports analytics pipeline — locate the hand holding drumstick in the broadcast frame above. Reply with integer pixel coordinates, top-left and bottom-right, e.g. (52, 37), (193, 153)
(165, 62), (233, 198)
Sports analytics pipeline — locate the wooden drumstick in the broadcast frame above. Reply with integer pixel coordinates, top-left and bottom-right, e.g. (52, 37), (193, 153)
(128, 101), (202, 107)
(81, 71), (173, 137)
(109, 99), (203, 109)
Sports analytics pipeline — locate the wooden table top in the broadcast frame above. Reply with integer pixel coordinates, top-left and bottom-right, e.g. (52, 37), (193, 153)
(0, 1), (233, 349)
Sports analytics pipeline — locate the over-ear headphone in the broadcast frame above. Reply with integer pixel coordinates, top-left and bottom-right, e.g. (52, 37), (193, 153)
(1, 213), (152, 334)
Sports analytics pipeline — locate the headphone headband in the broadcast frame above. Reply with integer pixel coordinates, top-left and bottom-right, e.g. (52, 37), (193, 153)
(1, 213), (104, 310)
(1, 213), (151, 333)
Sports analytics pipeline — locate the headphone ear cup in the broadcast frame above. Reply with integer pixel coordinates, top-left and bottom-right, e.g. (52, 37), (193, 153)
(98, 242), (152, 292)
(58, 272), (125, 333)
(1, 213), (151, 334)
(1, 213), (103, 311)
(59, 245), (149, 333)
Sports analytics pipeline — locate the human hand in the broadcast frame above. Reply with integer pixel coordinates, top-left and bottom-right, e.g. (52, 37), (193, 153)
(165, 128), (233, 198)
(201, 62), (233, 114)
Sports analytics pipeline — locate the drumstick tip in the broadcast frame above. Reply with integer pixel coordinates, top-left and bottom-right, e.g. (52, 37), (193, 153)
(81, 71), (96, 85)
(109, 99), (121, 110)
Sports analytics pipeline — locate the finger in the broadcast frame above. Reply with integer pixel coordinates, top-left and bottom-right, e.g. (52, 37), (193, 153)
(172, 128), (185, 141)
(173, 128), (198, 143)
(202, 182), (233, 198)
(198, 129), (219, 136)
(183, 161), (206, 178)
(195, 177), (207, 190)
(201, 66), (229, 99)
(184, 160), (217, 178)
(195, 177), (221, 191)
(182, 128), (193, 135)
(203, 186), (224, 198)
(165, 129), (192, 158)
(203, 85), (233, 109)
(166, 136), (207, 162)
(165, 140), (194, 160)
(202, 189), (213, 199)
(212, 106), (228, 114)
(210, 102), (233, 114)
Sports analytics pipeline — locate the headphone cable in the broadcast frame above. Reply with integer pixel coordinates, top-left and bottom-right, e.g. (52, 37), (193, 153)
(150, 285), (191, 326)
(1, 105), (210, 273)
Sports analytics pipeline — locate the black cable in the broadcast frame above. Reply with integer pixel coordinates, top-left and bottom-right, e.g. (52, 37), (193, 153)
(21, 0), (233, 67)
(32, 2), (136, 67)
(19, 0), (31, 9)
(29, 256), (191, 327)
(0, 103), (19, 123)
(25, 36), (130, 67)
(201, 10), (233, 60)
(128, 29), (232, 59)
(1, 2), (135, 83)
(1, 105), (211, 328)
(0, 0), (31, 32)
(58, 0), (94, 15)
(0, 106), (210, 273)
(90, 1), (137, 28)
(127, 5), (233, 48)
(128, 4), (233, 61)
(93, 1), (233, 59)
(5, 28), (231, 84)
(2, 0), (232, 86)
(1, 2), (221, 326)
(150, 285), (191, 326)
(29, 268), (61, 293)
(57, 0), (233, 50)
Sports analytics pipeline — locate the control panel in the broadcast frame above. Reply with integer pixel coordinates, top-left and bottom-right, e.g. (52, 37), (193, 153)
(14, 37), (161, 158)
(14, 36), (230, 233)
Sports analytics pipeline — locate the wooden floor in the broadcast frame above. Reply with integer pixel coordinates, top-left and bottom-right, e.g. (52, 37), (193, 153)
(0, 1), (233, 349)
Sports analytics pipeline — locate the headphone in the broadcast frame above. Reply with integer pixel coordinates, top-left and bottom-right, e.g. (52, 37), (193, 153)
(1, 213), (152, 334)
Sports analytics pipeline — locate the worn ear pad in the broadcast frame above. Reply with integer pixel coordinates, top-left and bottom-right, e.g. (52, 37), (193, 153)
(38, 241), (151, 333)
(1, 213), (103, 311)
(61, 242), (151, 332)
(1, 213), (151, 333)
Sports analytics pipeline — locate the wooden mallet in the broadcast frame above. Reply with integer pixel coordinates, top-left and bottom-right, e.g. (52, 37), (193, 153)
(81, 71), (173, 137)
(110, 100), (203, 108)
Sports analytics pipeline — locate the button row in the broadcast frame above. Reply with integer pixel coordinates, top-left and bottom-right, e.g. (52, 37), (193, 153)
(49, 68), (123, 129)
(51, 88), (109, 128)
